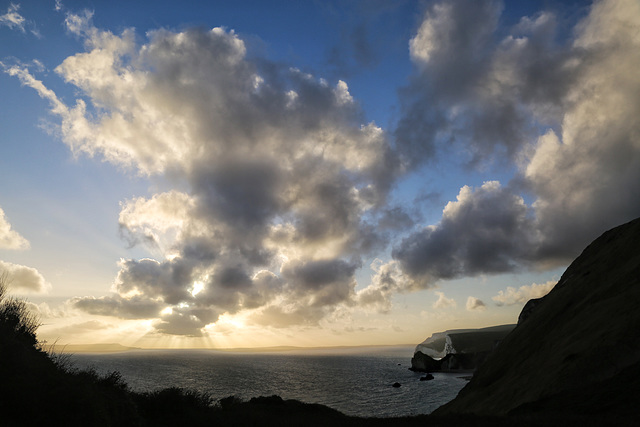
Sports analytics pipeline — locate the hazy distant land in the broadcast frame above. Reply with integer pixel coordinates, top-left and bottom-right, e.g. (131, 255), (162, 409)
(50, 343), (141, 353)
(59, 343), (415, 354)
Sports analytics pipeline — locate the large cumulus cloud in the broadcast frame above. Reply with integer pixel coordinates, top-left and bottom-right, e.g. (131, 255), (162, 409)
(7, 10), (401, 336)
(393, 0), (640, 284)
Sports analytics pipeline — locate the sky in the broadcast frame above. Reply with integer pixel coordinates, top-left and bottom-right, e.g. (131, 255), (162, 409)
(1, 0), (639, 349)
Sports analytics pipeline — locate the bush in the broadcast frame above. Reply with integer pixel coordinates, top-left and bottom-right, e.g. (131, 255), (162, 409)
(0, 272), (40, 347)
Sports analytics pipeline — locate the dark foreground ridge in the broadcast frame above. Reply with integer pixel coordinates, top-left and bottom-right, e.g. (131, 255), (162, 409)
(435, 216), (640, 424)
(2, 217), (640, 426)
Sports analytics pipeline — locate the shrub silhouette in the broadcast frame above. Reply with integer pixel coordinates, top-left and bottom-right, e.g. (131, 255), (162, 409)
(0, 272), (39, 347)
(0, 274), (142, 426)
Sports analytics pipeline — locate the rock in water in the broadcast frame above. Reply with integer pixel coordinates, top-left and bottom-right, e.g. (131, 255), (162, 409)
(434, 217), (640, 419)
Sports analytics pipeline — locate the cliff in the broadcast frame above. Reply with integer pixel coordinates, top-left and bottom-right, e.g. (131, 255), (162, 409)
(411, 325), (515, 372)
(434, 217), (640, 420)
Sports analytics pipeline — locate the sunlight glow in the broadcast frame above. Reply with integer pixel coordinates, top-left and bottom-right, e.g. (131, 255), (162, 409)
(190, 281), (204, 297)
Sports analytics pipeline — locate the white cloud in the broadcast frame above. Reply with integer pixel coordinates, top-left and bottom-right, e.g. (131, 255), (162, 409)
(466, 296), (487, 311)
(0, 207), (29, 250)
(27, 301), (72, 319)
(0, 3), (25, 32)
(0, 260), (49, 293)
(432, 291), (456, 309)
(355, 259), (413, 313)
(492, 280), (556, 306)
(0, 3), (40, 37)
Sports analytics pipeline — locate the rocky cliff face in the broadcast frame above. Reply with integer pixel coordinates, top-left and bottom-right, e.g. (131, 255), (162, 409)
(434, 217), (640, 418)
(411, 325), (515, 372)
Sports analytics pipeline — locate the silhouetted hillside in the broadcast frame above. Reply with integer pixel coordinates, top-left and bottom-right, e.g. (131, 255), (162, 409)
(435, 217), (640, 424)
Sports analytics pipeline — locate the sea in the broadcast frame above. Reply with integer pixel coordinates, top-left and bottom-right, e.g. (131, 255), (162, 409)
(69, 345), (468, 418)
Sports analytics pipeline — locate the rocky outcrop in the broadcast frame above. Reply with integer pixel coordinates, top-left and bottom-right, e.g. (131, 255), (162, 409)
(411, 325), (515, 372)
(434, 217), (640, 419)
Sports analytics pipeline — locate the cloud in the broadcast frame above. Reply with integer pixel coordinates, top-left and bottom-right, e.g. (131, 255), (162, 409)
(392, 181), (536, 285)
(280, 258), (358, 308)
(493, 280), (556, 306)
(0, 3), (25, 32)
(466, 296), (486, 311)
(153, 309), (212, 337)
(0, 3), (40, 37)
(0, 260), (49, 292)
(376, 206), (415, 231)
(0, 207), (30, 250)
(432, 291), (456, 309)
(355, 259), (413, 313)
(393, 0), (640, 282)
(398, 0), (578, 168)
(397, 0), (510, 167)
(27, 301), (71, 319)
(71, 294), (163, 319)
(4, 11), (400, 336)
(42, 319), (116, 340)
(521, 0), (640, 263)
(6, 1), (640, 337)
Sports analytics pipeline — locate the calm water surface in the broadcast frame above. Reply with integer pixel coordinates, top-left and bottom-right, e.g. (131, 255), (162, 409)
(70, 346), (467, 418)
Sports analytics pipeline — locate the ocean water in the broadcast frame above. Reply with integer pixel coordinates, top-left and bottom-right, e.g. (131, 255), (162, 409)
(69, 346), (467, 418)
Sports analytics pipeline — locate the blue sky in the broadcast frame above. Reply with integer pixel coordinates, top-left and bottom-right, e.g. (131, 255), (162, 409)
(1, 0), (638, 349)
